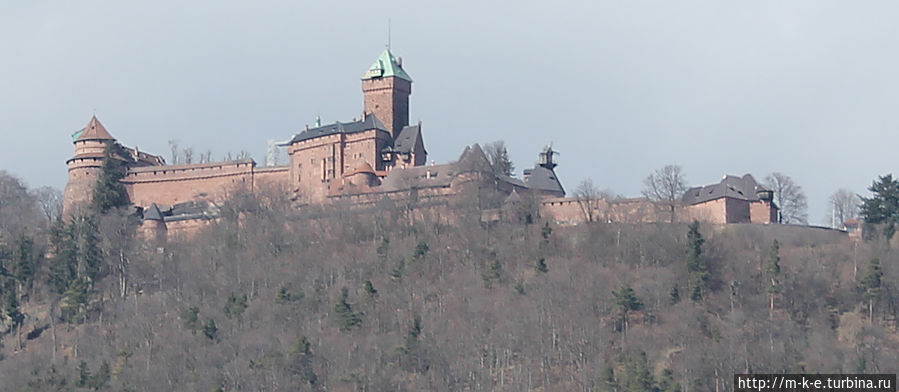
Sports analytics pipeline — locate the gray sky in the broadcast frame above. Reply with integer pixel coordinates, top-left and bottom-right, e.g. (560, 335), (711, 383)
(2, 1), (898, 224)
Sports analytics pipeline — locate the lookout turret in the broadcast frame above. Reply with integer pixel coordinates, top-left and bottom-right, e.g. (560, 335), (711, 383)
(361, 49), (412, 139)
(63, 116), (116, 215)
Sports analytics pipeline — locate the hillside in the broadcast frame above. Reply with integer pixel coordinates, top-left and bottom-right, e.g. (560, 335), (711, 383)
(0, 178), (898, 391)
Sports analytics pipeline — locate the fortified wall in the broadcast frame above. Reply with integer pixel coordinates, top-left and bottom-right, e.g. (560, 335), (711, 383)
(63, 48), (779, 240)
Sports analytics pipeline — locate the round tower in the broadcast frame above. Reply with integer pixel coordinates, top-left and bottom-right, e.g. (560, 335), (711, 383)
(63, 116), (116, 216)
(361, 49), (412, 139)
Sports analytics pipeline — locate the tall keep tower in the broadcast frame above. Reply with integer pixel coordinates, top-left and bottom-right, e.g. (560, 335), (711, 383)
(361, 49), (412, 138)
(63, 116), (115, 215)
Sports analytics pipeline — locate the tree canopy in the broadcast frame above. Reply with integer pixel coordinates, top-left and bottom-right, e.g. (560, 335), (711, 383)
(860, 174), (899, 239)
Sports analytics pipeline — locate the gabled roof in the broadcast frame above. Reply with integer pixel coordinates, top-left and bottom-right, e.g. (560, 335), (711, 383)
(285, 114), (388, 144)
(380, 163), (456, 191)
(682, 174), (770, 205)
(361, 49), (413, 82)
(143, 203), (164, 221)
(503, 189), (522, 204)
(523, 166), (565, 195)
(455, 144), (493, 174)
(389, 124), (426, 154)
(76, 116), (115, 141)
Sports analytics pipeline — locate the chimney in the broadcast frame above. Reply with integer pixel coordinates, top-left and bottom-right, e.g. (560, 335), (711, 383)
(396, 57), (403, 67)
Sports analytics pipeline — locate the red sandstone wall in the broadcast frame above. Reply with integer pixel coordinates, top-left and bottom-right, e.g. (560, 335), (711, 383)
(750, 200), (777, 224)
(725, 198), (751, 223)
(123, 161), (256, 207)
(362, 77), (411, 137)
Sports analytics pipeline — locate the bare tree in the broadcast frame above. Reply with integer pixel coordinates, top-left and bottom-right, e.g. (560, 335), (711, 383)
(642, 164), (687, 223)
(182, 147), (194, 164)
(574, 179), (616, 223)
(765, 172), (808, 224)
(168, 139), (180, 164)
(33, 186), (63, 223)
(828, 188), (860, 228)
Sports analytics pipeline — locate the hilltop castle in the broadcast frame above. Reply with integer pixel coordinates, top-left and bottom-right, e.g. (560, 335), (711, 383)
(63, 49), (566, 234)
(63, 49), (778, 235)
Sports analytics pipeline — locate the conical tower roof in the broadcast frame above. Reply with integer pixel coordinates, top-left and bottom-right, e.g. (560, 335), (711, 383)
(75, 116), (115, 141)
(361, 49), (412, 82)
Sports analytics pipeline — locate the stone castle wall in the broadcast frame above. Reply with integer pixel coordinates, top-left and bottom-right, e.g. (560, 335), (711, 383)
(122, 160), (288, 208)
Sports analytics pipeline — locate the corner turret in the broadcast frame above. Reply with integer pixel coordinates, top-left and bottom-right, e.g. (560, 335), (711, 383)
(63, 116), (116, 215)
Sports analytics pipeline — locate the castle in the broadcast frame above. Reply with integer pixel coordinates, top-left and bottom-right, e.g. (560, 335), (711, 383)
(63, 49), (778, 235)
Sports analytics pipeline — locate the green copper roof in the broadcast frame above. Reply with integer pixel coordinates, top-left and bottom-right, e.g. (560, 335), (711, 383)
(72, 128), (85, 141)
(362, 49), (412, 82)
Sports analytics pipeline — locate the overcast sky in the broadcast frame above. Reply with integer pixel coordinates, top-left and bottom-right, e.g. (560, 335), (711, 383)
(2, 1), (898, 224)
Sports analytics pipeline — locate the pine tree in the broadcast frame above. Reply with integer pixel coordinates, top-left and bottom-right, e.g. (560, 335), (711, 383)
(76, 360), (91, 387)
(363, 280), (378, 300)
(289, 335), (317, 386)
(657, 368), (681, 392)
(61, 277), (90, 323)
(860, 258), (883, 323)
(535, 257), (548, 273)
(48, 219), (78, 294)
(334, 287), (362, 331)
(89, 361), (110, 390)
(669, 285), (680, 305)
(481, 260), (502, 288)
(11, 233), (36, 292)
(765, 240), (782, 316)
(74, 215), (103, 282)
(684, 221), (708, 302)
(182, 306), (200, 333)
(92, 143), (129, 213)
(413, 240), (429, 260)
(389, 258), (405, 280)
(597, 363), (617, 392)
(224, 292), (248, 319)
(860, 174), (899, 239)
(203, 319), (219, 341)
(376, 237), (390, 259)
(613, 284), (643, 338)
(621, 352), (654, 392)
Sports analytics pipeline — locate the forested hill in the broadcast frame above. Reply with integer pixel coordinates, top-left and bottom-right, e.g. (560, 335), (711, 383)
(1, 174), (898, 391)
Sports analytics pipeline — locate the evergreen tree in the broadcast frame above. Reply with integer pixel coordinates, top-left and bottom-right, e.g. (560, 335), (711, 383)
(860, 174), (899, 239)
(765, 240), (782, 315)
(92, 143), (129, 213)
(535, 257), (548, 273)
(76, 360), (91, 388)
(74, 215), (103, 282)
(224, 292), (248, 319)
(613, 284), (643, 337)
(684, 221), (708, 302)
(669, 285), (680, 305)
(11, 233), (36, 292)
(376, 237), (389, 260)
(413, 240), (429, 260)
(288, 335), (317, 386)
(389, 258), (405, 280)
(48, 219), (78, 294)
(597, 363), (617, 392)
(657, 368), (681, 392)
(486, 141), (515, 177)
(481, 260), (502, 288)
(203, 319), (219, 341)
(89, 361), (110, 390)
(334, 287), (362, 331)
(363, 280), (378, 300)
(621, 352), (654, 392)
(859, 258), (883, 323)
(61, 277), (90, 323)
(182, 306), (200, 333)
